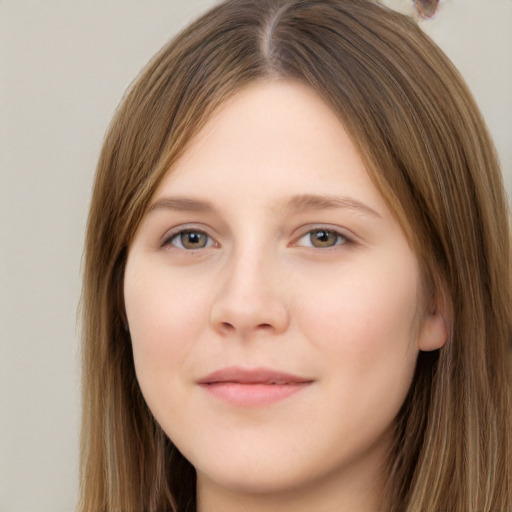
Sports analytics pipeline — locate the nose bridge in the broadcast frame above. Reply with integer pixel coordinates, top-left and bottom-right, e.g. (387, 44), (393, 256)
(231, 240), (269, 294)
(210, 239), (289, 336)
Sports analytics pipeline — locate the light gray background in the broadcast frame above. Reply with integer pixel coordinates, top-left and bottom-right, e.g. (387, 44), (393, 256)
(1, 1), (510, 511)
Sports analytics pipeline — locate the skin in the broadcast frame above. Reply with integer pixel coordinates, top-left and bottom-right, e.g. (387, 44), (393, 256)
(124, 80), (447, 512)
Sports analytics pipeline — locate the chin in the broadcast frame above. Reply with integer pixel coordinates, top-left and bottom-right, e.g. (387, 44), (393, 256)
(197, 463), (313, 496)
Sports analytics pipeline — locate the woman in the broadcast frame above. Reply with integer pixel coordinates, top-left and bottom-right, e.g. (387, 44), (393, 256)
(79, 1), (512, 511)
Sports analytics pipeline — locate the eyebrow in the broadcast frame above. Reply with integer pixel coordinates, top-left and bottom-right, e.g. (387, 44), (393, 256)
(282, 193), (382, 218)
(147, 193), (382, 219)
(148, 196), (215, 213)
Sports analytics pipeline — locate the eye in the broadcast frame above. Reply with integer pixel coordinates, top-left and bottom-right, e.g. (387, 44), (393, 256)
(296, 228), (348, 249)
(164, 229), (214, 250)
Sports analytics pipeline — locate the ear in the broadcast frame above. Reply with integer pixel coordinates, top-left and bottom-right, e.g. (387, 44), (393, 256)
(417, 286), (450, 352)
(417, 309), (448, 351)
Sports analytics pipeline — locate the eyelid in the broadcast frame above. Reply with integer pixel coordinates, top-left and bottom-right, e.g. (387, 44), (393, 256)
(160, 224), (219, 250)
(158, 223), (355, 251)
(291, 225), (354, 248)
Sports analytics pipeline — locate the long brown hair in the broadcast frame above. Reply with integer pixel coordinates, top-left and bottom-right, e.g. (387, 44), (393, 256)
(80, 1), (512, 510)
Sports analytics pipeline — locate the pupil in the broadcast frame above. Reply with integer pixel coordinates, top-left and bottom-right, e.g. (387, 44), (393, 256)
(313, 230), (335, 247)
(182, 231), (205, 248)
(316, 230), (330, 242)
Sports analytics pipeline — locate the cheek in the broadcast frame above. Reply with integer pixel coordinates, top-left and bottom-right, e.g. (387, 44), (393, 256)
(124, 263), (210, 401)
(296, 253), (420, 403)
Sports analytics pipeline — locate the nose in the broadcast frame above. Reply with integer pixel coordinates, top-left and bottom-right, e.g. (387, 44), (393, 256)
(209, 250), (290, 338)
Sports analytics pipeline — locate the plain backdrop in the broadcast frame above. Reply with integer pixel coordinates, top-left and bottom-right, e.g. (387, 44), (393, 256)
(0, 1), (510, 511)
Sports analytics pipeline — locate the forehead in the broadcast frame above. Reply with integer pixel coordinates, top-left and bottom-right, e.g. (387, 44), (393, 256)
(153, 79), (391, 220)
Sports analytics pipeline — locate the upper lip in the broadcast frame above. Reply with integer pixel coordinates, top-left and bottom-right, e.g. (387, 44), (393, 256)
(197, 366), (313, 385)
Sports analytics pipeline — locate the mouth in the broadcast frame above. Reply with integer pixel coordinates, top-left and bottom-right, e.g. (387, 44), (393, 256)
(197, 367), (314, 407)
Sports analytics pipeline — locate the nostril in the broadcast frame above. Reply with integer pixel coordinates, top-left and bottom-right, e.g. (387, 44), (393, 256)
(221, 322), (235, 332)
(210, 300), (290, 336)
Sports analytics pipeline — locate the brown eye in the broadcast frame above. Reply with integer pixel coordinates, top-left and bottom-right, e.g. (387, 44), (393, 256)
(298, 229), (346, 249)
(413, 0), (440, 20)
(168, 230), (212, 250)
(310, 229), (338, 248)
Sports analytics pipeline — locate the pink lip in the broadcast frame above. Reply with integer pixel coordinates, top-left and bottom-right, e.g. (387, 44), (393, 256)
(197, 367), (313, 407)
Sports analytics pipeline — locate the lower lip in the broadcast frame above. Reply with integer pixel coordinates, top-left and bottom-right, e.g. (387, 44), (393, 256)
(200, 382), (311, 406)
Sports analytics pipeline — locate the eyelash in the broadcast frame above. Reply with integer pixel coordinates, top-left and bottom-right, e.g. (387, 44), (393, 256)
(161, 226), (352, 252)
(294, 228), (350, 249)
(162, 229), (216, 250)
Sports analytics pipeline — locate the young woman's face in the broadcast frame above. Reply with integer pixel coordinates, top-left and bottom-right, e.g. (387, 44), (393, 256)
(124, 81), (445, 508)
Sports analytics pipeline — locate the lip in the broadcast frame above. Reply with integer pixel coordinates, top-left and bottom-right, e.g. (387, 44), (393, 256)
(197, 367), (314, 407)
